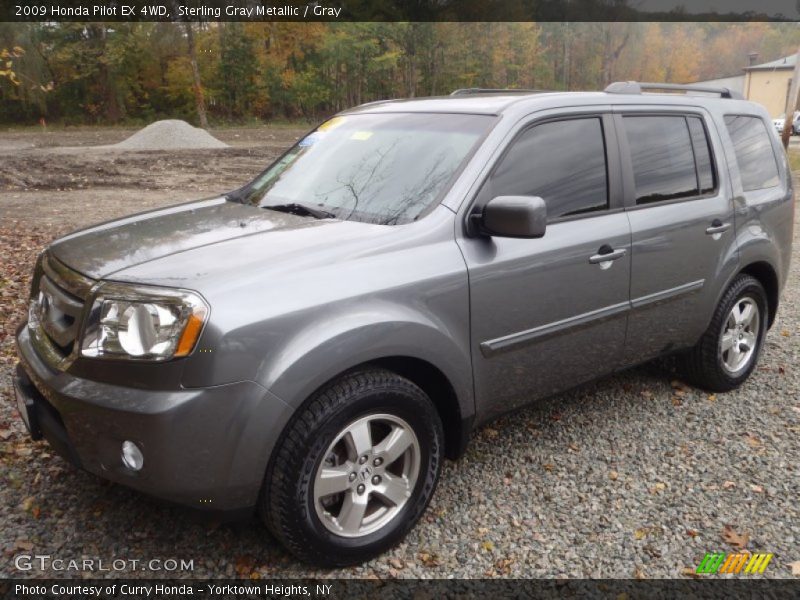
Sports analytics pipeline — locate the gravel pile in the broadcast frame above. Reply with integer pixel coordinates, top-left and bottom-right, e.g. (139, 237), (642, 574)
(114, 120), (227, 151)
(0, 171), (797, 580)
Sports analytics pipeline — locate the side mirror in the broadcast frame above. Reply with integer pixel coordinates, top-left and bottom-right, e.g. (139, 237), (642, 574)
(475, 195), (547, 238)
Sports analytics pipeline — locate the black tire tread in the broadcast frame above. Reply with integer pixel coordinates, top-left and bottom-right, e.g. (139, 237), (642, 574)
(678, 274), (767, 392)
(260, 368), (442, 566)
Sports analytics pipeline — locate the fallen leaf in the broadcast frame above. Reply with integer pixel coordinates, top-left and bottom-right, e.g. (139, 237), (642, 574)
(671, 379), (689, 390)
(609, 470), (619, 481)
(477, 527), (489, 535)
(707, 394), (717, 402)
(789, 560), (800, 576)
(495, 557), (514, 574)
(723, 481), (736, 489)
(634, 528), (648, 540)
(568, 443), (580, 452)
(743, 434), (762, 448)
(750, 484), (765, 494)
(543, 463), (554, 472)
(418, 551), (440, 567)
(681, 567), (702, 579)
(482, 540), (495, 551)
(672, 397), (683, 407)
(686, 529), (698, 538)
(388, 557), (404, 570)
(721, 524), (749, 549)
(780, 330), (790, 337)
(483, 427), (499, 439)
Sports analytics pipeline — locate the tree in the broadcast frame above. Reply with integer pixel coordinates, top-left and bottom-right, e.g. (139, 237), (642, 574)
(183, 22), (208, 128)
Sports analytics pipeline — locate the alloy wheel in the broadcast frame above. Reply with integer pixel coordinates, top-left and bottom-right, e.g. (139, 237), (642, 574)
(313, 414), (420, 538)
(719, 296), (760, 375)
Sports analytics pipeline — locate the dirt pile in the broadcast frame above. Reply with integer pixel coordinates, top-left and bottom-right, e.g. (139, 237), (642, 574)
(114, 119), (228, 151)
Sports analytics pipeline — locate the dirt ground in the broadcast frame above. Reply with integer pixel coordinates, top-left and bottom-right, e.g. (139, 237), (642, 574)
(0, 126), (308, 229)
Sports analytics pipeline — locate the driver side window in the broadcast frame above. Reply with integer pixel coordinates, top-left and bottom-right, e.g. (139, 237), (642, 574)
(484, 117), (609, 220)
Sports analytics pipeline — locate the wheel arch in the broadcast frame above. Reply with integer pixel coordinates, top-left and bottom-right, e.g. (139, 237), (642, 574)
(368, 356), (472, 460)
(738, 261), (779, 328)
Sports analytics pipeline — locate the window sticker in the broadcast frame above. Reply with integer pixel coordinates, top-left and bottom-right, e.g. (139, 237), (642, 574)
(350, 131), (373, 141)
(299, 131), (324, 147)
(317, 116), (346, 132)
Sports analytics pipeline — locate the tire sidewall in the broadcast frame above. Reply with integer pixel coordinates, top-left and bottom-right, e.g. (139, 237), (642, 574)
(290, 383), (442, 562)
(713, 279), (768, 387)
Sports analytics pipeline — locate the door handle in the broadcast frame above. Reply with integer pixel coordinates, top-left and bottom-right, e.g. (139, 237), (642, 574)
(589, 245), (627, 265)
(705, 219), (731, 235)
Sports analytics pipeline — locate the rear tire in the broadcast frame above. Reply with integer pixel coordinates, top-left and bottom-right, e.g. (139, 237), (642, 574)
(259, 368), (444, 567)
(678, 274), (768, 392)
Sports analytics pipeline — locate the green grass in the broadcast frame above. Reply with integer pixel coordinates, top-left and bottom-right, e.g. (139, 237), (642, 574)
(789, 149), (800, 174)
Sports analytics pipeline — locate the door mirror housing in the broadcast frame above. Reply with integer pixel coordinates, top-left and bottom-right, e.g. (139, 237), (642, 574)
(475, 195), (547, 239)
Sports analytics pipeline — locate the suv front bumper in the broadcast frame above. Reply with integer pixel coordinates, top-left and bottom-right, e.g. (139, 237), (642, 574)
(14, 323), (294, 512)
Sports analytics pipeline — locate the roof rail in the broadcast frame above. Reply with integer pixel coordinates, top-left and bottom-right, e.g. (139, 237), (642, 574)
(605, 81), (743, 100)
(450, 88), (546, 96)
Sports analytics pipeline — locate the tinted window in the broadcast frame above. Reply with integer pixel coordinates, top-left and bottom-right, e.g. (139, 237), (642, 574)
(240, 113), (494, 225)
(487, 118), (608, 219)
(624, 116), (698, 205)
(724, 115), (780, 191)
(687, 117), (716, 194)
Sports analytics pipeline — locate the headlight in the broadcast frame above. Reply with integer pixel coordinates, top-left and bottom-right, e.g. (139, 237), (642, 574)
(81, 282), (209, 361)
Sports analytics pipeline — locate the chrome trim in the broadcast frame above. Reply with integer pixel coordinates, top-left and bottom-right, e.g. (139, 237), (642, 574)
(480, 301), (630, 357)
(630, 279), (705, 309)
(27, 252), (97, 371)
(41, 252), (94, 300)
(480, 280), (705, 358)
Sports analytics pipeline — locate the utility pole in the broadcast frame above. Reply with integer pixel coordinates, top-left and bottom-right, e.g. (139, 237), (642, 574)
(781, 48), (800, 149)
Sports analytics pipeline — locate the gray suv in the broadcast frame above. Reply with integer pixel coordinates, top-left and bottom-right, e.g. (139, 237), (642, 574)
(13, 82), (794, 566)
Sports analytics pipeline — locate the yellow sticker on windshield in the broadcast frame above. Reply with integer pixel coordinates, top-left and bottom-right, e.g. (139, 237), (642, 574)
(318, 116), (346, 132)
(350, 131), (373, 141)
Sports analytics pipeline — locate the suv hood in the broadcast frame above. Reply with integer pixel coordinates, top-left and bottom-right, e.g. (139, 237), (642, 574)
(49, 197), (334, 280)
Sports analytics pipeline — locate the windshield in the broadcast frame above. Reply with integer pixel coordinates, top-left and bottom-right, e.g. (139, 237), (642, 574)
(235, 112), (494, 225)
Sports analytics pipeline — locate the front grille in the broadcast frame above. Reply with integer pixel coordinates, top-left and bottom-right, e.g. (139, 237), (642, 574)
(30, 253), (95, 363)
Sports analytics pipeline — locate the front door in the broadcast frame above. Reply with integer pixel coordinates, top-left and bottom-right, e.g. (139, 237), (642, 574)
(458, 112), (632, 421)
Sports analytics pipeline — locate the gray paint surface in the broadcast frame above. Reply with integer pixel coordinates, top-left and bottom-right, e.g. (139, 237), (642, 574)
(15, 90), (794, 511)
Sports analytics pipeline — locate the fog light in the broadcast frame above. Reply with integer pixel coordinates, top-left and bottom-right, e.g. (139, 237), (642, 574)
(121, 441), (143, 471)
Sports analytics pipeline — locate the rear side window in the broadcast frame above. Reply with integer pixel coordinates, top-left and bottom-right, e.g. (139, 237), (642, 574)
(623, 115), (715, 205)
(486, 118), (608, 220)
(723, 115), (780, 191)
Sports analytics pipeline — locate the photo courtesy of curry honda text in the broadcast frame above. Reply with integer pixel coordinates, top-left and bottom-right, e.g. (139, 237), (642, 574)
(13, 83), (794, 566)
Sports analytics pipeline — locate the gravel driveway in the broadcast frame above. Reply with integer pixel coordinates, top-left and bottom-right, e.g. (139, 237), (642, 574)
(0, 129), (798, 579)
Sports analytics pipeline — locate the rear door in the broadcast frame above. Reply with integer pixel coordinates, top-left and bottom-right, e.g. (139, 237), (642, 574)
(616, 109), (739, 365)
(457, 109), (632, 421)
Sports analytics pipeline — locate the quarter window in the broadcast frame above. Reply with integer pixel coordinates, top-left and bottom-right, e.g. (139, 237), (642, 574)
(723, 115), (780, 191)
(486, 118), (608, 220)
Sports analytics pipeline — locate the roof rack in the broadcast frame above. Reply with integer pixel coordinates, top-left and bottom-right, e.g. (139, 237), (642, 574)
(605, 81), (743, 100)
(450, 88), (546, 96)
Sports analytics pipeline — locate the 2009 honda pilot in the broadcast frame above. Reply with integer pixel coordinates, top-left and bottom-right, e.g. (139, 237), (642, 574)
(13, 82), (794, 566)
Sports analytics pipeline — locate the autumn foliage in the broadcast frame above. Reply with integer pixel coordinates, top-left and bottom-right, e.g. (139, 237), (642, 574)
(0, 22), (797, 126)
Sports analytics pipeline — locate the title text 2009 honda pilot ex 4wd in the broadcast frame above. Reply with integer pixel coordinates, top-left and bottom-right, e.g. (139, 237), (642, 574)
(13, 82), (794, 566)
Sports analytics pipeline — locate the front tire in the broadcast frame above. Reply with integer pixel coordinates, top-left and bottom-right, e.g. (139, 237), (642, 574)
(260, 368), (444, 566)
(678, 274), (768, 392)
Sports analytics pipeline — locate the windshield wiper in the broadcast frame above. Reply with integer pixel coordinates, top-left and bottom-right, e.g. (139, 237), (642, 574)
(261, 203), (336, 220)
